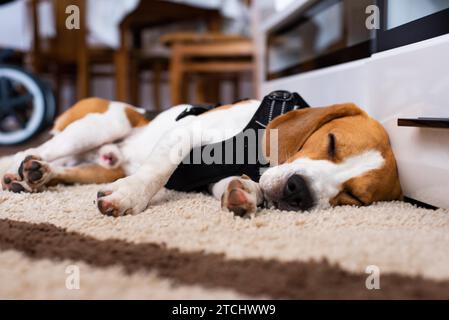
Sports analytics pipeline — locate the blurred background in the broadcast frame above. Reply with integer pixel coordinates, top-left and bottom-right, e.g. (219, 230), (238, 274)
(1, 0), (449, 209)
(0, 0), (257, 114)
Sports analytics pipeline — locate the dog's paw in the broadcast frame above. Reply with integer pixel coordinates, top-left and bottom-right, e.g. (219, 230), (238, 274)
(96, 177), (150, 217)
(221, 177), (260, 217)
(19, 156), (53, 192)
(98, 144), (122, 169)
(1, 173), (27, 193)
(96, 190), (126, 217)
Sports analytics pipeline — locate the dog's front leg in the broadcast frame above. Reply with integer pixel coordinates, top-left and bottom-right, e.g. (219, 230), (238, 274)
(96, 119), (197, 217)
(211, 176), (264, 217)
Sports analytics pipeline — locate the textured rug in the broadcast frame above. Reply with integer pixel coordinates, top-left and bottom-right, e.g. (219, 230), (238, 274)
(1, 157), (449, 299)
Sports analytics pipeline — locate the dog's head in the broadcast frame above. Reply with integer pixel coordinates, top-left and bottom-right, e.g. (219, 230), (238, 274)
(261, 103), (402, 211)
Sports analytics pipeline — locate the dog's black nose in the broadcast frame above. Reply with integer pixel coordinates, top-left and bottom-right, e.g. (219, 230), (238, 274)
(280, 175), (314, 211)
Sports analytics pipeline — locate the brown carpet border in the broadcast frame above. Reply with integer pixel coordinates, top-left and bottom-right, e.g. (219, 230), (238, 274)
(1, 218), (449, 299)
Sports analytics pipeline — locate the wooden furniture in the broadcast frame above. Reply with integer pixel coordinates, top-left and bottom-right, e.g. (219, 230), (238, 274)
(398, 118), (449, 129)
(162, 32), (255, 105)
(115, 0), (222, 111)
(28, 0), (115, 112)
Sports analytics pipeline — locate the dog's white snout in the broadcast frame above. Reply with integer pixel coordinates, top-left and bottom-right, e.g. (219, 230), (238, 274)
(260, 150), (385, 210)
(259, 164), (292, 203)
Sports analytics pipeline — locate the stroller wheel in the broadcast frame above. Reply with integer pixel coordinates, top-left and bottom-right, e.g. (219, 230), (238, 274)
(0, 65), (53, 145)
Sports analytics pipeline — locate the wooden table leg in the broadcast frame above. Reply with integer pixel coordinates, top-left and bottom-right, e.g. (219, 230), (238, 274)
(77, 49), (89, 100)
(170, 44), (184, 105)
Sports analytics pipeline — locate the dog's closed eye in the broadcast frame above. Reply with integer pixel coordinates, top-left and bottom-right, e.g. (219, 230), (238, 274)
(328, 133), (336, 159)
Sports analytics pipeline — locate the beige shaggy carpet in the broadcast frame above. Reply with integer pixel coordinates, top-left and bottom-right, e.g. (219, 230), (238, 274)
(1, 157), (449, 299)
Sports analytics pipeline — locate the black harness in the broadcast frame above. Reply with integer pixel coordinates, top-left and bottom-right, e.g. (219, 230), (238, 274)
(165, 91), (310, 192)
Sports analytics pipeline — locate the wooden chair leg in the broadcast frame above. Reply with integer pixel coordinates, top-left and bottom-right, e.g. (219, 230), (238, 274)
(209, 76), (220, 103)
(77, 50), (89, 100)
(195, 75), (206, 104)
(232, 75), (240, 102)
(115, 50), (129, 102)
(152, 61), (162, 111)
(129, 58), (139, 106)
(206, 13), (222, 32)
(195, 75), (220, 104)
(182, 74), (190, 104)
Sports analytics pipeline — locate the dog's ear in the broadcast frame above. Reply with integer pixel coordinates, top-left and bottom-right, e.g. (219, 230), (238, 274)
(264, 103), (365, 164)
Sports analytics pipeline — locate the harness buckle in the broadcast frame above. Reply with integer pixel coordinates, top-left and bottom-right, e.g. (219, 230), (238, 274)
(268, 90), (293, 102)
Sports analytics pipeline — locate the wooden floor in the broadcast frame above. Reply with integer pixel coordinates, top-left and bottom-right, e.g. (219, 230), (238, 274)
(0, 131), (51, 157)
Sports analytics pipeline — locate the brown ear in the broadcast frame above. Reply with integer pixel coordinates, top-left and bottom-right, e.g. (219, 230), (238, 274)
(264, 103), (365, 164)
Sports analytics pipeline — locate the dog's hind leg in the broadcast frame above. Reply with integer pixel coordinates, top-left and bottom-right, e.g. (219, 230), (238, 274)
(33, 102), (134, 162)
(210, 176), (264, 217)
(51, 164), (126, 185)
(3, 100), (140, 192)
(17, 156), (126, 192)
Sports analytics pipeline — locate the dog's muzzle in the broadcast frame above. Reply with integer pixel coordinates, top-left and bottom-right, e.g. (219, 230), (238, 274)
(265, 174), (315, 212)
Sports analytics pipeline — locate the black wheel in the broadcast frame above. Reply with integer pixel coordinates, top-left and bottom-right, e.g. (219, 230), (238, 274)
(41, 79), (56, 126)
(0, 65), (54, 145)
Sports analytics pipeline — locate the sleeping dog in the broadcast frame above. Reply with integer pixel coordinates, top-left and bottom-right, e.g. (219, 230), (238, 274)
(1, 92), (402, 217)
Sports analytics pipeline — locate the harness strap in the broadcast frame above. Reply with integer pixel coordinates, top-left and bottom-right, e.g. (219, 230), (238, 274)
(165, 91), (310, 192)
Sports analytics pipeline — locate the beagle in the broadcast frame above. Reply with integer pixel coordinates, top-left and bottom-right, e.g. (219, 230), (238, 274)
(1, 93), (402, 217)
